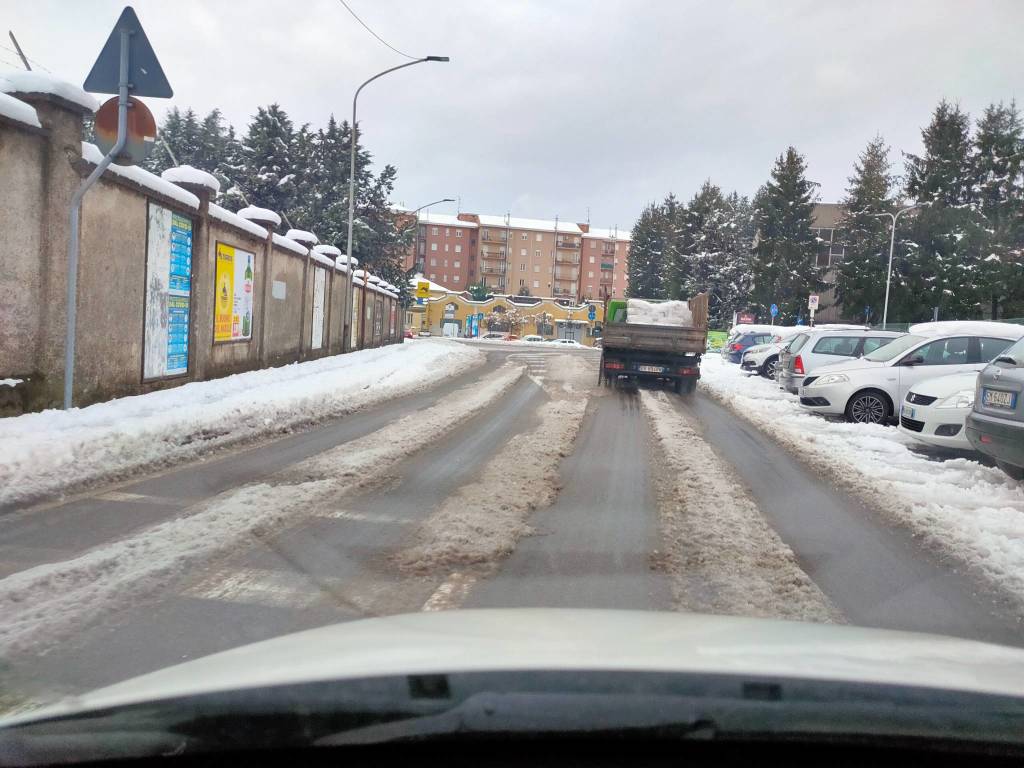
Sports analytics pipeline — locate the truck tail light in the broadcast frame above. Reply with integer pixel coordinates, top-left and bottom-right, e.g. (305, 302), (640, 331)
(794, 355), (805, 375)
(678, 367), (698, 376)
(605, 361), (625, 370)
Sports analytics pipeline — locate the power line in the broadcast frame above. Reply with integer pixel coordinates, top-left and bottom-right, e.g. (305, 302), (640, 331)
(0, 41), (51, 73)
(334, 0), (417, 60)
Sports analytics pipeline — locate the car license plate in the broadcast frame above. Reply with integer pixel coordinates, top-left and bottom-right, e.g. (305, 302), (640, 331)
(901, 404), (915, 420)
(637, 365), (664, 373)
(983, 388), (1017, 409)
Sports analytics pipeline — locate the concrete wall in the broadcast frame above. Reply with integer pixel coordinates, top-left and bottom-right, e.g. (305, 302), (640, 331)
(0, 89), (401, 415)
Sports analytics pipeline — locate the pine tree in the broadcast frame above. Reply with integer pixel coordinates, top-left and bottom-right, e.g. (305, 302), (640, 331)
(972, 101), (1024, 317)
(750, 147), (821, 321)
(835, 135), (897, 324)
(903, 101), (985, 320)
(679, 181), (728, 300)
(143, 106), (184, 174)
(627, 202), (669, 298)
(713, 192), (756, 326)
(236, 104), (297, 219)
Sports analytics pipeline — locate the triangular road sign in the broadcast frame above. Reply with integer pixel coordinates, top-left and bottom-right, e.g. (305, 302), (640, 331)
(84, 6), (172, 98)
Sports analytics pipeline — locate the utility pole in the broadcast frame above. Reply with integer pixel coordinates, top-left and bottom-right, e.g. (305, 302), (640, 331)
(8, 31), (31, 70)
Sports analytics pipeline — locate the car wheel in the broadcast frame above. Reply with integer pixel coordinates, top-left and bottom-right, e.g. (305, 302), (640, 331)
(760, 357), (778, 379)
(845, 389), (891, 425)
(995, 460), (1024, 482)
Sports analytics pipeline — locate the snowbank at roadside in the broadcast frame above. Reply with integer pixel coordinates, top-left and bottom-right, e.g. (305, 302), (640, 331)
(699, 356), (1024, 606)
(0, 342), (484, 508)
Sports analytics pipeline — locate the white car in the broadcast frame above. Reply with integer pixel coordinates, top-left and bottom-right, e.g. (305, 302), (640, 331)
(740, 330), (803, 378)
(548, 338), (585, 347)
(799, 323), (1024, 424)
(778, 329), (903, 393)
(897, 371), (978, 450)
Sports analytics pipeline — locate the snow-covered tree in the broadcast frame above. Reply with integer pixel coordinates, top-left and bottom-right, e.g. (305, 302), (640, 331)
(234, 104), (298, 220)
(627, 201), (670, 298)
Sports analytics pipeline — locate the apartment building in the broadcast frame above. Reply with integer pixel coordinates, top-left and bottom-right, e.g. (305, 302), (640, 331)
(401, 210), (631, 301)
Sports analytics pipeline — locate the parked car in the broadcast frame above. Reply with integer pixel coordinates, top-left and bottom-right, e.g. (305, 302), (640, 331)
(966, 335), (1024, 480)
(740, 330), (802, 378)
(722, 330), (774, 364)
(480, 332), (505, 340)
(778, 329), (903, 394)
(403, 328), (415, 339)
(799, 323), (1024, 424)
(897, 371), (978, 451)
(522, 334), (545, 343)
(417, 330), (432, 337)
(548, 338), (585, 347)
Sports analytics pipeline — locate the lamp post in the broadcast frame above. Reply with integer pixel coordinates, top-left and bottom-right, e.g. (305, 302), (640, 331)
(344, 56), (449, 350)
(410, 197), (455, 274)
(872, 202), (929, 329)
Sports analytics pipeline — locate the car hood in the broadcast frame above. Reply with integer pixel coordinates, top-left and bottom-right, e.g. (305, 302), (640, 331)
(11, 609), (1024, 723)
(910, 371), (979, 398)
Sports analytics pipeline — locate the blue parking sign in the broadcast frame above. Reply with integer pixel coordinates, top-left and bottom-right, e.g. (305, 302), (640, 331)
(770, 303), (779, 317)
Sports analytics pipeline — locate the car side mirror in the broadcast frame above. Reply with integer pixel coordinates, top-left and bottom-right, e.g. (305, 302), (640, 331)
(901, 354), (925, 366)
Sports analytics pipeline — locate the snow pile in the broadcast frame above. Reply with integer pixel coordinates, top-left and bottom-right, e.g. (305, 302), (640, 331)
(209, 203), (267, 239)
(160, 165), (220, 193)
(641, 389), (841, 623)
(272, 232), (307, 256)
(698, 356), (1024, 610)
(81, 143), (200, 210)
(0, 362), (527, 655)
(909, 321), (1024, 339)
(0, 91), (40, 128)
(310, 251), (334, 268)
(0, 70), (98, 112)
(627, 299), (693, 327)
(285, 228), (318, 245)
(237, 205), (281, 227)
(0, 342), (484, 508)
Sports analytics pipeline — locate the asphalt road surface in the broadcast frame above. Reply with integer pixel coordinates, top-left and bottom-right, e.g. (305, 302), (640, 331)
(1, 345), (1020, 705)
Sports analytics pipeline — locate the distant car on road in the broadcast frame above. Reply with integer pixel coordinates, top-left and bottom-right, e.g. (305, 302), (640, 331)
(417, 330), (432, 337)
(403, 328), (415, 339)
(897, 371), (979, 451)
(480, 332), (505, 340)
(966, 335), (1024, 481)
(522, 335), (544, 343)
(800, 324), (1023, 425)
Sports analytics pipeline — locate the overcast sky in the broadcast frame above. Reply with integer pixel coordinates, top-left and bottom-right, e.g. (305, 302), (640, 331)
(5, 0), (1023, 230)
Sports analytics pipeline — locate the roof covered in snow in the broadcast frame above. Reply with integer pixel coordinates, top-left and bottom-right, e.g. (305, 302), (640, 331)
(583, 226), (631, 241)
(0, 91), (41, 128)
(0, 70), (98, 112)
(475, 214), (584, 235)
(419, 213), (478, 229)
(81, 142), (199, 210)
(272, 232), (307, 256)
(908, 320), (1024, 339)
(160, 165), (220, 193)
(209, 203), (268, 240)
(237, 206), (281, 227)
(286, 228), (318, 245)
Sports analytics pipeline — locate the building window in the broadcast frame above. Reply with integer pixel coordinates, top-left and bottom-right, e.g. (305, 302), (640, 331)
(520, 248), (527, 257)
(533, 264), (540, 273)
(453, 275), (461, 283)
(521, 232), (528, 241)
(615, 244), (620, 251)
(443, 259), (448, 267)
(535, 249), (540, 258)
(454, 260), (461, 268)
(444, 244), (449, 252)
(587, 271), (593, 278)
(590, 241), (596, 249)
(456, 230), (463, 237)
(432, 227), (439, 235)
(535, 233), (542, 242)
(430, 273), (437, 279)
(589, 255), (595, 264)
(519, 278), (525, 287)
(431, 243), (437, 252)
(443, 274), (448, 283)
(455, 245), (462, 254)
(520, 263), (526, 271)
(533, 280), (540, 288)
(430, 258), (437, 266)
(445, 228), (450, 236)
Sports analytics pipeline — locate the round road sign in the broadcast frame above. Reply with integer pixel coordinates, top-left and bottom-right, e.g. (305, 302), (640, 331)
(94, 95), (157, 166)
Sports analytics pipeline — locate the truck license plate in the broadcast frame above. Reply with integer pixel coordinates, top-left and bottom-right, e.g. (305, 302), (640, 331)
(983, 388), (1017, 409)
(638, 365), (664, 373)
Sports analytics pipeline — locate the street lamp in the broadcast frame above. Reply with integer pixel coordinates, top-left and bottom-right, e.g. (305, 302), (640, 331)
(409, 197), (455, 274)
(873, 202), (926, 329)
(343, 55), (449, 351)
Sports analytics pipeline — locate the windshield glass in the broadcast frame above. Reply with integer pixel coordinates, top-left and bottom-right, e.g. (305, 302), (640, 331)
(863, 334), (924, 362)
(3, 0), (1024, 755)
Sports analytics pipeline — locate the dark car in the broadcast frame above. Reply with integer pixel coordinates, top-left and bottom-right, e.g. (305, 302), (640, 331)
(966, 336), (1024, 481)
(722, 331), (773, 364)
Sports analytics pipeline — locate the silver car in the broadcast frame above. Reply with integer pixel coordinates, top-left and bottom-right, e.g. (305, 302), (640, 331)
(966, 336), (1024, 480)
(777, 329), (903, 394)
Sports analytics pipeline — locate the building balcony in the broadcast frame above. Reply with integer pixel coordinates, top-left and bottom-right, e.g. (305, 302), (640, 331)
(480, 249), (506, 259)
(556, 237), (581, 249)
(481, 231), (507, 242)
(600, 274), (613, 284)
(554, 252), (580, 265)
(481, 261), (507, 275)
(554, 266), (579, 281)
(600, 262), (614, 270)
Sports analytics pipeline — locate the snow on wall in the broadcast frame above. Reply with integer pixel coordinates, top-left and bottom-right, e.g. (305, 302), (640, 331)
(160, 165), (220, 193)
(237, 205), (281, 227)
(272, 232), (308, 256)
(285, 228), (318, 245)
(310, 251), (334, 268)
(0, 70), (98, 112)
(81, 142), (199, 210)
(313, 245), (341, 258)
(0, 91), (41, 128)
(209, 203), (268, 240)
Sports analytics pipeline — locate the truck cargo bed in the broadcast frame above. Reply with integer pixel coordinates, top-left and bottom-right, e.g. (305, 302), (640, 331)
(600, 323), (707, 355)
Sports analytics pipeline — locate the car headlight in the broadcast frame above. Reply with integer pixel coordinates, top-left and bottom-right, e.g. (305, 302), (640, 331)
(936, 389), (975, 409)
(810, 373), (849, 387)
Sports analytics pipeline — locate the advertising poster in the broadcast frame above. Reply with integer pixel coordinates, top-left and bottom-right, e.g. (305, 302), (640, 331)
(351, 289), (360, 348)
(311, 266), (326, 350)
(389, 304), (396, 337)
(143, 204), (192, 379)
(214, 243), (255, 342)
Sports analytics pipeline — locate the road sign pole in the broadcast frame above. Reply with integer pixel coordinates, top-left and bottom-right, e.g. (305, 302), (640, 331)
(64, 29), (132, 410)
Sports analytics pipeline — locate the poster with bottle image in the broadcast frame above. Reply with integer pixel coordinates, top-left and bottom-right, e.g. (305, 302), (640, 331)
(214, 243), (255, 342)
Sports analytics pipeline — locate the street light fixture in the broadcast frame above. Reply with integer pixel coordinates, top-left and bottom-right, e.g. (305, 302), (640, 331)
(872, 201), (926, 329)
(344, 55), (449, 350)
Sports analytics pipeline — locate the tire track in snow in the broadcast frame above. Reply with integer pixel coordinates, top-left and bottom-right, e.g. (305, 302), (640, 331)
(640, 389), (842, 624)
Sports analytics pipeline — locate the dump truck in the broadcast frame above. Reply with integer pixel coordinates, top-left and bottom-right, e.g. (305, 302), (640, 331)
(598, 294), (709, 394)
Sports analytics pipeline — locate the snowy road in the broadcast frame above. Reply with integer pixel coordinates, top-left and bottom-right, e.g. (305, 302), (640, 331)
(1, 345), (1022, 710)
